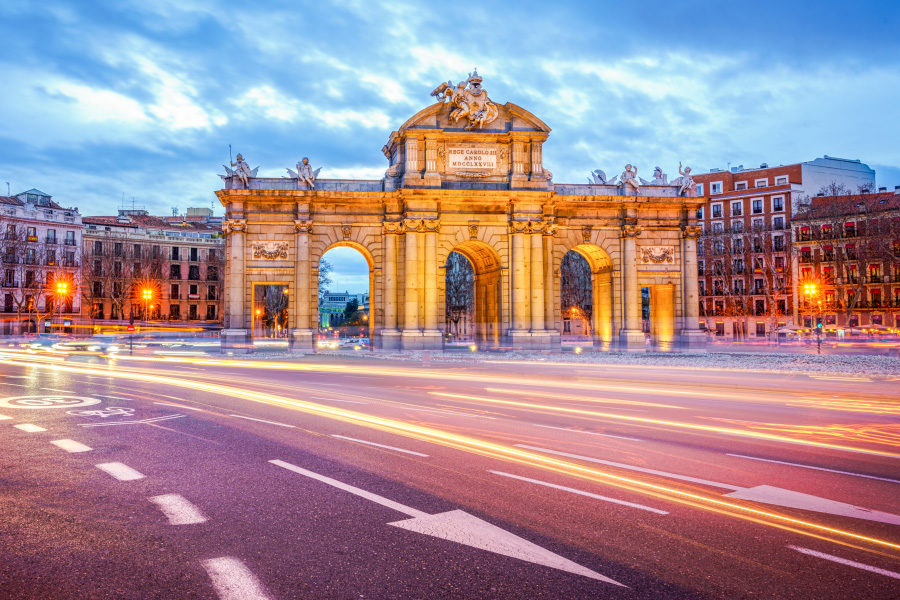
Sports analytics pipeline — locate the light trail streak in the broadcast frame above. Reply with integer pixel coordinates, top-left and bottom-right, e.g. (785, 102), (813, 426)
(1, 354), (898, 555)
(484, 387), (686, 410)
(430, 392), (900, 459)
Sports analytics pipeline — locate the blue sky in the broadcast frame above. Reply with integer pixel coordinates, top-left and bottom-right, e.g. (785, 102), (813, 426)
(1, 1), (898, 292)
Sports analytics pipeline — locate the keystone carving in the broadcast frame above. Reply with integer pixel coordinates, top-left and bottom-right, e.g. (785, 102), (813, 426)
(581, 226), (592, 243)
(341, 225), (352, 240)
(293, 219), (313, 234)
(250, 241), (288, 260)
(622, 224), (642, 238)
(682, 225), (703, 239)
(468, 223), (479, 239)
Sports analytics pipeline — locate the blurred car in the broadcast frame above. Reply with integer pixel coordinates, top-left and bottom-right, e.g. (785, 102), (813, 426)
(54, 334), (122, 355)
(316, 338), (339, 350)
(25, 334), (66, 353)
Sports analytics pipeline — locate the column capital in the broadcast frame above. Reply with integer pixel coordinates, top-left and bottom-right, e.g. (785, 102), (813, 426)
(682, 225), (703, 239)
(293, 219), (313, 234)
(223, 219), (246, 235)
(404, 218), (440, 233)
(383, 220), (406, 235)
(509, 220), (544, 234)
(622, 224), (642, 238)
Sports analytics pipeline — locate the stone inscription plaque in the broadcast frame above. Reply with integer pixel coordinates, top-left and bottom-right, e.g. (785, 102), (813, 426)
(448, 147), (497, 170)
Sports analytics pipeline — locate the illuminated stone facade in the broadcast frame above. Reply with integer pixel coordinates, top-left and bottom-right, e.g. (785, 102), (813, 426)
(216, 79), (706, 351)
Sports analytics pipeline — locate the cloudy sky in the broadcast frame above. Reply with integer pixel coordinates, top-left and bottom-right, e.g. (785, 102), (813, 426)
(1, 0), (898, 291)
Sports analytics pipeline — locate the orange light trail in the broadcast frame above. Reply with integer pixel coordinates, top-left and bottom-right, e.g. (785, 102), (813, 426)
(0, 353), (898, 556)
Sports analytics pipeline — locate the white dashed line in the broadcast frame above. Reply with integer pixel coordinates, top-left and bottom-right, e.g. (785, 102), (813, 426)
(149, 494), (207, 525)
(489, 470), (668, 514)
(532, 423), (644, 442)
(331, 434), (430, 457)
(95, 462), (146, 481)
(155, 401), (203, 411)
(229, 414), (296, 428)
(201, 556), (273, 600)
(50, 439), (92, 453)
(788, 546), (900, 580)
(727, 453), (900, 485)
(14, 423), (46, 432)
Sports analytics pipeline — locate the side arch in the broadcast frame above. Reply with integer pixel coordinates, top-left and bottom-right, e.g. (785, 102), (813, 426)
(442, 239), (503, 347)
(557, 242), (615, 347)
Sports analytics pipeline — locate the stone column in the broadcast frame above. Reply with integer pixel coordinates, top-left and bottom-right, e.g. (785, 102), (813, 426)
(222, 218), (249, 351)
(509, 223), (528, 333)
(422, 221), (441, 348)
(679, 225), (706, 348)
(291, 220), (313, 350)
(619, 223), (644, 350)
(594, 270), (612, 349)
(530, 227), (545, 332)
(401, 222), (421, 349)
(381, 221), (402, 349)
(543, 226), (558, 346)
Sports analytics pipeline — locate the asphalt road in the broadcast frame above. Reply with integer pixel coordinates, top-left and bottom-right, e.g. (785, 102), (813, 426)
(0, 349), (898, 599)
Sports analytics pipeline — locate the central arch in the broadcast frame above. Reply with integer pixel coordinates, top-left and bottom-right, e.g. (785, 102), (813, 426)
(315, 241), (376, 343)
(442, 240), (502, 348)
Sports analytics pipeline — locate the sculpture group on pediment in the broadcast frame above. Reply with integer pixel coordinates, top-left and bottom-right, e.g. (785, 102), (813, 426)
(431, 69), (499, 130)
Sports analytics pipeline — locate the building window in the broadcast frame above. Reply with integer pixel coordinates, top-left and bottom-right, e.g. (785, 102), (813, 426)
(773, 216), (784, 229)
(775, 176), (788, 185)
(65, 231), (75, 246)
(5, 224), (14, 240)
(733, 238), (743, 253)
(696, 183), (704, 195)
(188, 265), (200, 280)
(114, 242), (123, 257)
(152, 245), (161, 259)
(189, 304), (198, 320)
(733, 258), (744, 273)
(696, 206), (704, 219)
(712, 204), (722, 218)
(94, 240), (103, 255)
(189, 284), (198, 297)
(170, 264), (181, 279)
(756, 321), (766, 335)
(735, 181), (747, 191)
(731, 201), (743, 216)
(4, 293), (13, 313)
(208, 249), (217, 261)
(206, 265), (218, 281)
(698, 261), (705, 276)
(774, 256), (785, 271)
(755, 178), (768, 188)
(206, 305), (217, 320)
(752, 218), (764, 231)
(190, 247), (199, 262)
(713, 222), (724, 234)
(772, 196), (784, 211)
(845, 222), (856, 237)
(710, 182), (723, 195)
(26, 227), (37, 241)
(170, 304), (181, 319)
(171, 246), (180, 260)
(133, 244), (142, 258)
(752, 199), (763, 214)
(731, 220), (743, 233)
(170, 283), (180, 299)
(46, 229), (56, 244)
(207, 286), (217, 300)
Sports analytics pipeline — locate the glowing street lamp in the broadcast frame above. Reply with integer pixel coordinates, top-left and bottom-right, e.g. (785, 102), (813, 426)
(802, 281), (822, 353)
(53, 280), (69, 332)
(141, 288), (153, 322)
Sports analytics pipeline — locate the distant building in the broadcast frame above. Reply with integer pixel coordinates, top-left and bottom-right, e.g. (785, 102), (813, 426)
(1, 189), (83, 334)
(793, 190), (900, 330)
(80, 209), (224, 327)
(692, 157), (875, 338)
(319, 290), (369, 328)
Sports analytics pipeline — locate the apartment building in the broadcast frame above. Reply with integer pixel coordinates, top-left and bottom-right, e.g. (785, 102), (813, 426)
(692, 157), (875, 338)
(0, 189), (83, 334)
(80, 209), (224, 327)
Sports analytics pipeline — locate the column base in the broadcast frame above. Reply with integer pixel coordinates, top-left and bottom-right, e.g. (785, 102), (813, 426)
(221, 329), (251, 353)
(677, 329), (708, 350)
(290, 328), (314, 351)
(508, 330), (556, 350)
(591, 336), (614, 352)
(618, 329), (646, 351)
(401, 330), (442, 350)
(379, 329), (401, 350)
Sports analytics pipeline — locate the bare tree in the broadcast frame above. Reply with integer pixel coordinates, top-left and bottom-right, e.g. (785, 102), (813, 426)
(445, 252), (474, 337)
(318, 258), (333, 301)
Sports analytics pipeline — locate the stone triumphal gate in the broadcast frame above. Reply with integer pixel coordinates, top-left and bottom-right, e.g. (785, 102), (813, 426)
(216, 72), (706, 351)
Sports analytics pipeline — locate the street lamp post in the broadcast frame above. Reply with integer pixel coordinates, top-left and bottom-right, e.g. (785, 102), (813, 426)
(142, 288), (153, 324)
(54, 280), (69, 335)
(803, 282), (822, 354)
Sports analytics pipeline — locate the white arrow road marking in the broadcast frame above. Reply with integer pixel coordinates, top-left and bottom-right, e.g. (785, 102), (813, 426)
(14, 423), (46, 432)
(95, 462), (145, 481)
(201, 556), (273, 600)
(269, 459), (623, 585)
(518, 444), (900, 526)
(489, 470), (668, 515)
(50, 439), (92, 453)
(149, 494), (207, 525)
(727, 453), (900, 485)
(331, 434), (430, 457)
(788, 546), (900, 580)
(725, 485), (900, 526)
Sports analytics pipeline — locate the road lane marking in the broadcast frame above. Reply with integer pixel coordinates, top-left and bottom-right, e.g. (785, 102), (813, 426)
(401, 406), (494, 419)
(331, 434), (430, 457)
(532, 423), (644, 442)
(229, 414), (295, 428)
(727, 453), (900, 485)
(515, 444), (741, 491)
(489, 470), (667, 514)
(95, 462), (145, 481)
(270, 459), (623, 585)
(270, 459), (428, 517)
(310, 396), (367, 404)
(79, 414), (186, 427)
(149, 494), (207, 525)
(201, 557), (273, 600)
(40, 387), (73, 393)
(50, 439), (92, 453)
(14, 423), (46, 432)
(155, 401), (202, 411)
(1, 383), (27, 387)
(788, 546), (900, 580)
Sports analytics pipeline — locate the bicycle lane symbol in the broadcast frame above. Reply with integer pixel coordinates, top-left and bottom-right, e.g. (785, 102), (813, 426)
(0, 396), (102, 410)
(67, 407), (136, 419)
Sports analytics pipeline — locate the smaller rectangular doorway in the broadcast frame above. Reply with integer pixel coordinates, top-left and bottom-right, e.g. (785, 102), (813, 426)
(252, 283), (290, 339)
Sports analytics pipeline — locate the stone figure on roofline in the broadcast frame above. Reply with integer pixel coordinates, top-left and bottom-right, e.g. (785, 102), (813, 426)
(620, 164), (640, 192)
(588, 169), (618, 185)
(220, 153), (258, 189)
(649, 166), (668, 185)
(677, 162), (697, 196)
(287, 157), (321, 189)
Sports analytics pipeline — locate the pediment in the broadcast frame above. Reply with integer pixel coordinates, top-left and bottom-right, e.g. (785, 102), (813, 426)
(394, 101), (550, 135)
